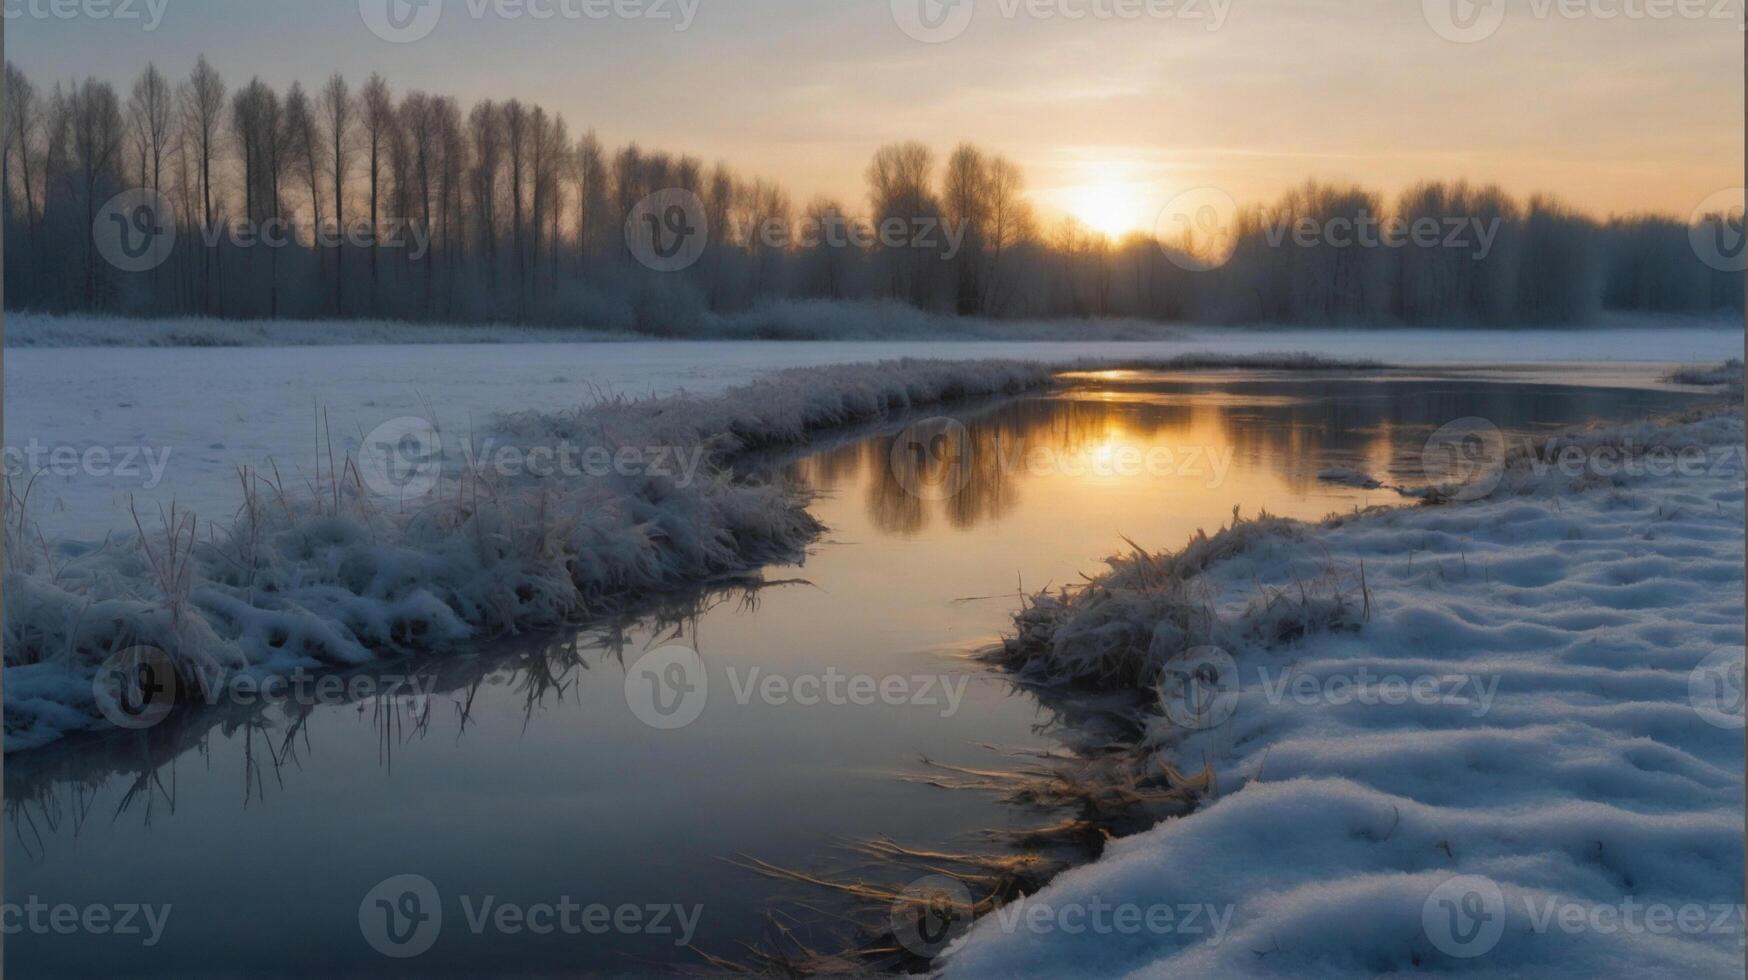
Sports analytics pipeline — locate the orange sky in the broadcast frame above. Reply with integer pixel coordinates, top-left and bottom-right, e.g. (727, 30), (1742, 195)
(12, 0), (1744, 232)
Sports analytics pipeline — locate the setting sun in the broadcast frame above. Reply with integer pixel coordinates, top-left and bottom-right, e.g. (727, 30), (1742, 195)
(1064, 176), (1152, 240)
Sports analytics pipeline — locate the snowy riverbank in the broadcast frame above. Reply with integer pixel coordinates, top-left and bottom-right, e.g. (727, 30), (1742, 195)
(7, 352), (1389, 752)
(6, 359), (1061, 751)
(947, 398), (1746, 977)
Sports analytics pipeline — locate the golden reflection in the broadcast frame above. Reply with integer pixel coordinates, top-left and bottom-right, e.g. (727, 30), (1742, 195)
(785, 375), (1707, 541)
(789, 377), (1410, 537)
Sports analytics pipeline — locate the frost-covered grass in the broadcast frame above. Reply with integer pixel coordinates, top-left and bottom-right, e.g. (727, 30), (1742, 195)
(1667, 358), (1744, 388)
(950, 401), (1746, 977)
(2, 358), (1056, 752)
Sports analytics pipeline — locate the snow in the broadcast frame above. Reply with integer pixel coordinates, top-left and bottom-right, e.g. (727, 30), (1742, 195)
(5, 313), (639, 347)
(4, 305), (1187, 348)
(947, 407), (1746, 978)
(8, 309), (1739, 356)
(7, 317), (1739, 543)
(5, 311), (1743, 971)
(3, 358), (1059, 751)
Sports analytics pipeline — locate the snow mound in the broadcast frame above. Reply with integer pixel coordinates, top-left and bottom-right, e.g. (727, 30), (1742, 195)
(951, 409), (1745, 977)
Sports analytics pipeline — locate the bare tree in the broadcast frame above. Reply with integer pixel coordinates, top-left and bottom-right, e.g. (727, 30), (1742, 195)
(541, 113), (569, 292)
(283, 82), (323, 236)
(502, 99), (529, 312)
(5, 62), (44, 246)
(126, 64), (173, 198)
(866, 141), (940, 307)
(526, 105), (551, 299)
(67, 79), (125, 307)
(942, 144), (989, 314)
(179, 56), (226, 313)
(434, 95), (466, 314)
(230, 81), (264, 224)
(319, 73), (353, 314)
(612, 142), (646, 243)
(744, 177), (791, 297)
(231, 79), (292, 315)
(981, 154), (1033, 315)
(399, 91), (439, 313)
(360, 73), (395, 306)
(800, 196), (853, 299)
(573, 129), (606, 273)
(468, 100), (503, 286)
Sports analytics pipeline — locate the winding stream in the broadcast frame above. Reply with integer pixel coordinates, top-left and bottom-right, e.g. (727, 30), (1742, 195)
(4, 367), (1710, 978)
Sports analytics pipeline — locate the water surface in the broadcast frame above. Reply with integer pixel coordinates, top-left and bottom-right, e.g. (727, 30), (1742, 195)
(5, 368), (1710, 977)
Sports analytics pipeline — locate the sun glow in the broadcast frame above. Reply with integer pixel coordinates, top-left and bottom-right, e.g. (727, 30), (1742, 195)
(1066, 182), (1150, 239)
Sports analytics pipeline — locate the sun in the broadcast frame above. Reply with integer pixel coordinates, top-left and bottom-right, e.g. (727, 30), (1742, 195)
(1065, 179), (1149, 240)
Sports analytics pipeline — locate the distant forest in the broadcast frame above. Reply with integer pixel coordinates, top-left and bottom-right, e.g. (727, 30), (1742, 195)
(4, 57), (1742, 331)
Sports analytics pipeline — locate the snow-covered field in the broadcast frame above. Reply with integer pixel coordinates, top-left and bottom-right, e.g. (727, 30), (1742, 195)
(949, 407), (1747, 977)
(8, 308), (1737, 353)
(5, 305), (1191, 347)
(6, 316), (1739, 541)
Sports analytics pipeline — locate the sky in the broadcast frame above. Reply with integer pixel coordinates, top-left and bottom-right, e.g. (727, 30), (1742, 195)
(8, 0), (1743, 236)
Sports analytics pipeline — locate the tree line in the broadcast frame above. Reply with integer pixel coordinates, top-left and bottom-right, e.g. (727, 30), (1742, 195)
(3, 57), (1740, 331)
